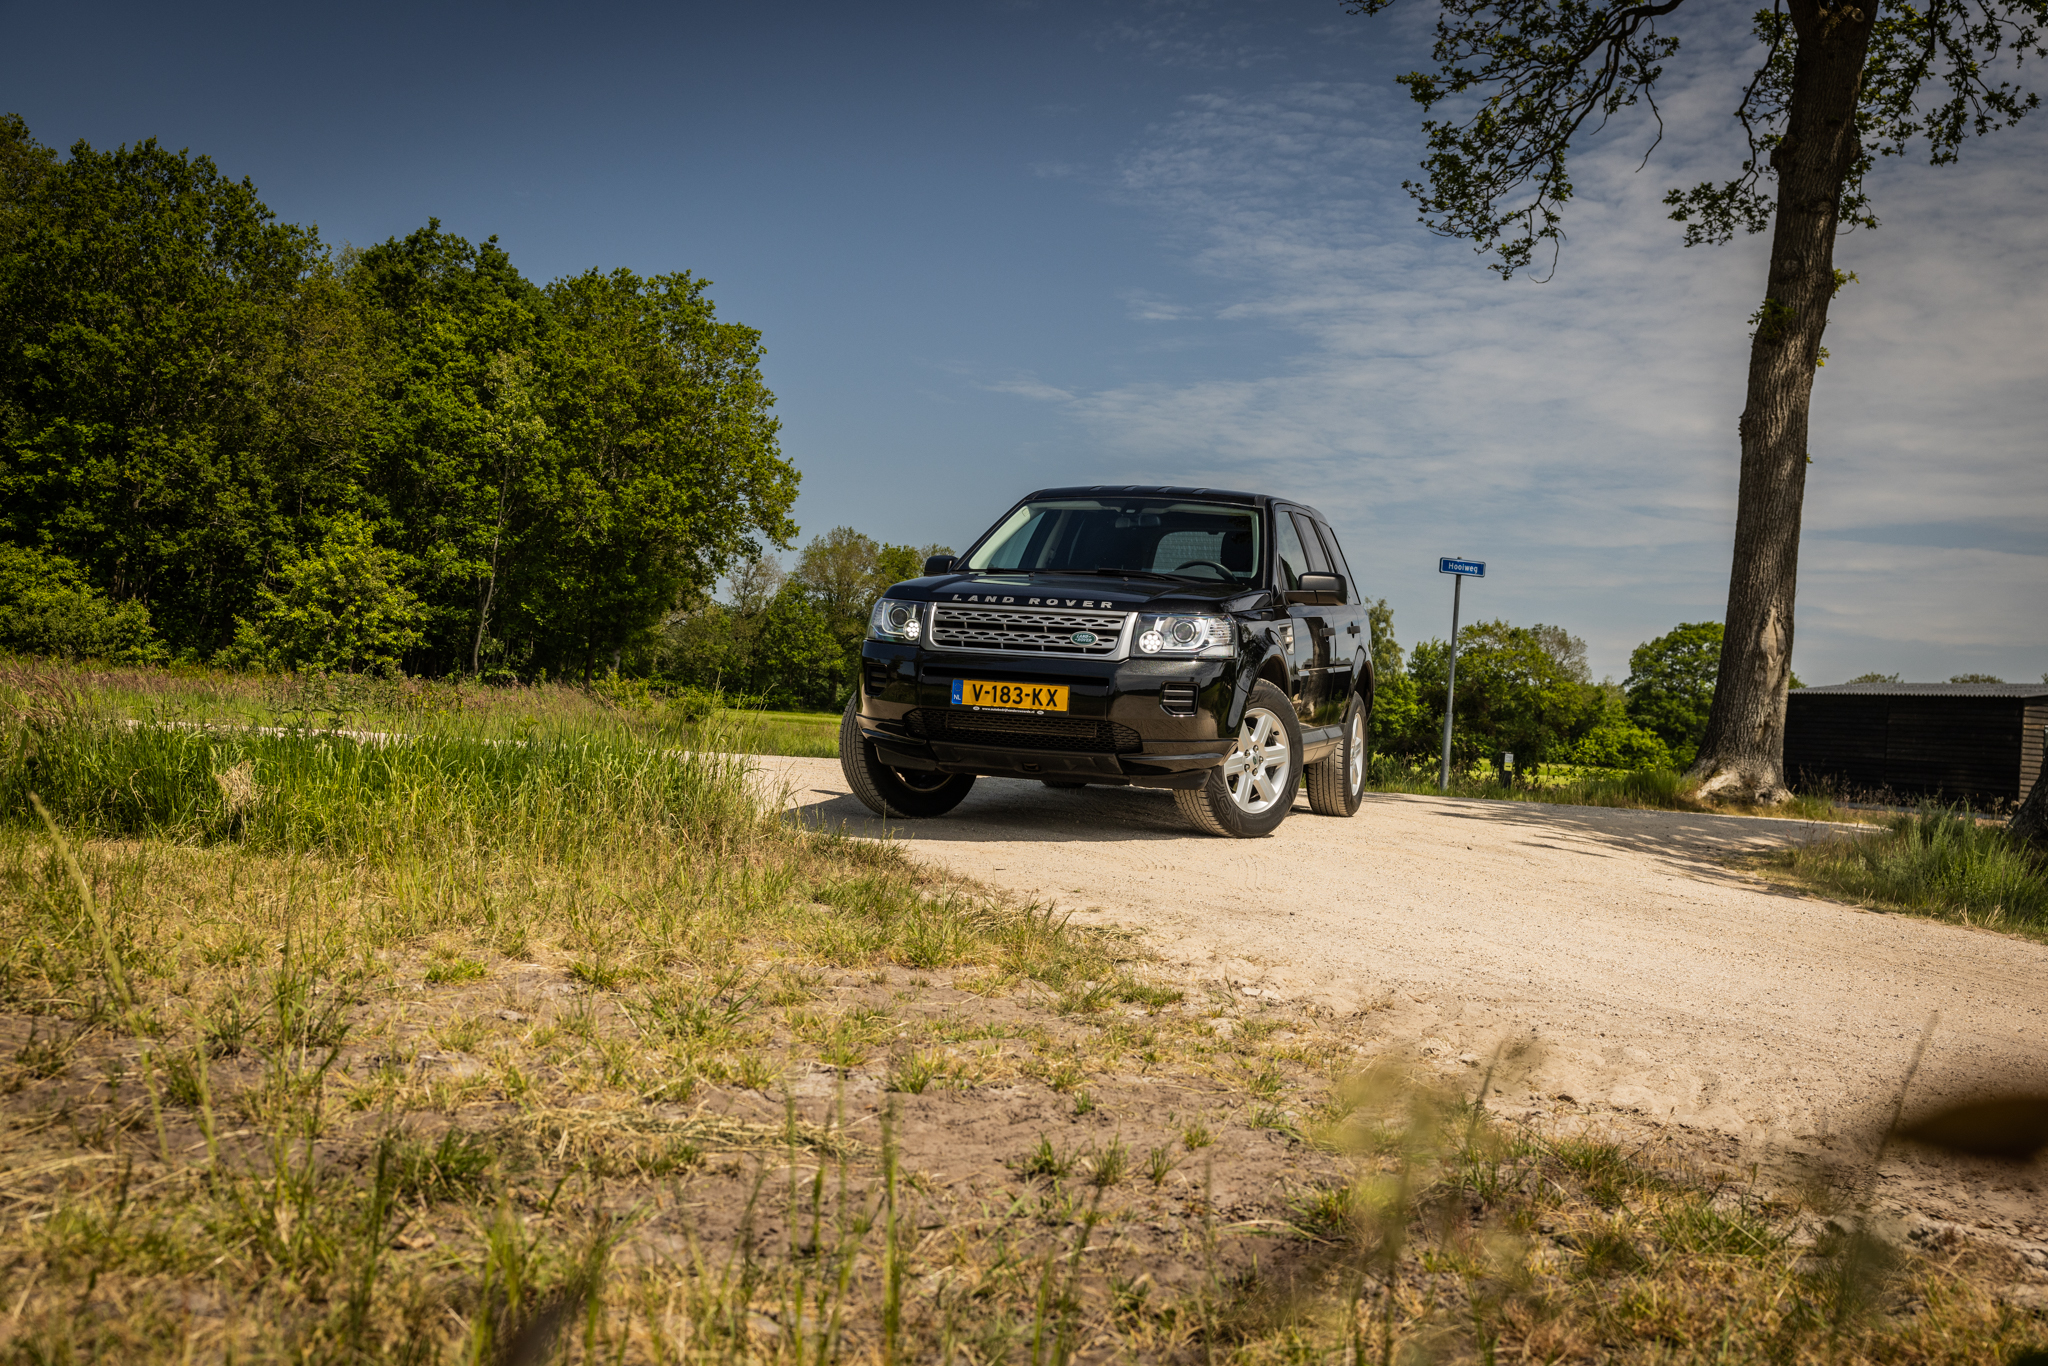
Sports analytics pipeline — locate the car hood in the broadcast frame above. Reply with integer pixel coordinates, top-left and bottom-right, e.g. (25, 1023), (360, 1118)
(885, 572), (1269, 614)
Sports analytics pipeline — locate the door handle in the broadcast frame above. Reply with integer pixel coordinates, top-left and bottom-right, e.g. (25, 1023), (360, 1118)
(1346, 622), (1361, 635)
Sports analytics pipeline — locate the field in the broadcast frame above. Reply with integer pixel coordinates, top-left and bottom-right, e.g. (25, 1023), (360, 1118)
(0, 663), (2042, 1362)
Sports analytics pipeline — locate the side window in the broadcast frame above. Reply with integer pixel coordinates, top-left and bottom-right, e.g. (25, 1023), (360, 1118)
(1314, 522), (1354, 602)
(1290, 513), (1331, 574)
(1272, 512), (1309, 590)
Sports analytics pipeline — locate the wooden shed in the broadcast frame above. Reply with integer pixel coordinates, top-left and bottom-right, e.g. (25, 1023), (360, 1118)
(1783, 682), (2048, 805)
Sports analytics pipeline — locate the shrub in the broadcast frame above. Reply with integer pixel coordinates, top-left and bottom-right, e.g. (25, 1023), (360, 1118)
(0, 545), (159, 661)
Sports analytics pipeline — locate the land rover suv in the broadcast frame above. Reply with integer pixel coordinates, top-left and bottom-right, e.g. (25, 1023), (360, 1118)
(837, 486), (1372, 837)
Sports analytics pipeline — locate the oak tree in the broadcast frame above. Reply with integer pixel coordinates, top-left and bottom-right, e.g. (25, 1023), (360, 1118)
(1346, 0), (2048, 800)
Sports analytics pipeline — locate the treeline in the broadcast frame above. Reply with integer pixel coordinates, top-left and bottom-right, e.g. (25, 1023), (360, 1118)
(656, 528), (947, 712)
(0, 115), (796, 680)
(1369, 612), (1727, 774)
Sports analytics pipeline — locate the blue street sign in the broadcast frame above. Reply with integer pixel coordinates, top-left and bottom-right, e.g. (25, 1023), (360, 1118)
(1439, 557), (1485, 577)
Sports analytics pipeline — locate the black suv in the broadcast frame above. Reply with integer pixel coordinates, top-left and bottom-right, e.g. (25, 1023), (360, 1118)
(838, 486), (1372, 837)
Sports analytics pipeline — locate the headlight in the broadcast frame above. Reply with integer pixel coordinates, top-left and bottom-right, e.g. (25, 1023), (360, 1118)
(869, 598), (923, 643)
(1136, 614), (1232, 656)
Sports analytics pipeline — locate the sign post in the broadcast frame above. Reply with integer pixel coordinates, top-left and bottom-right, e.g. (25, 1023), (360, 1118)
(1436, 557), (1485, 791)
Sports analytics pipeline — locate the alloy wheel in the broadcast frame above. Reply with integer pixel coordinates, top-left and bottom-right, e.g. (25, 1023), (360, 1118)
(1223, 706), (1291, 814)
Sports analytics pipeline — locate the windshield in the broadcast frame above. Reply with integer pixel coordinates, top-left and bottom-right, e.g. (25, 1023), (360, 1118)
(963, 497), (1263, 585)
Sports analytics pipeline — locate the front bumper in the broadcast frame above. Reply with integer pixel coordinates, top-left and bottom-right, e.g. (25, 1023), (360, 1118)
(855, 643), (1237, 789)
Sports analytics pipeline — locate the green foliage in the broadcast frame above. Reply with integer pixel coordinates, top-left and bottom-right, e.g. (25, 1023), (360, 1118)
(1346, 0), (2048, 274)
(1949, 672), (2005, 684)
(0, 545), (158, 661)
(221, 515), (424, 674)
(1624, 621), (1721, 767)
(1566, 688), (1675, 771)
(1847, 671), (1902, 685)
(0, 122), (798, 680)
(1408, 620), (1605, 771)
(0, 129), (354, 652)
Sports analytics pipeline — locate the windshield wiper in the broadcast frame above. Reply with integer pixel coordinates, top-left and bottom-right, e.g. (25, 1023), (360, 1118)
(1064, 567), (1196, 582)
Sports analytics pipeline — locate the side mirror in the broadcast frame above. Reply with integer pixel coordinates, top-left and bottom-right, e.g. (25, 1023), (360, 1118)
(1287, 572), (1345, 605)
(923, 554), (957, 576)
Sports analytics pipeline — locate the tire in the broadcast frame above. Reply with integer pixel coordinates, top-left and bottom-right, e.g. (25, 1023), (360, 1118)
(839, 698), (976, 818)
(1172, 680), (1302, 837)
(1305, 692), (1368, 817)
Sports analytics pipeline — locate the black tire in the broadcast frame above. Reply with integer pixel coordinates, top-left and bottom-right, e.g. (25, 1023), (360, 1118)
(838, 698), (976, 818)
(1305, 692), (1368, 817)
(1172, 680), (1302, 837)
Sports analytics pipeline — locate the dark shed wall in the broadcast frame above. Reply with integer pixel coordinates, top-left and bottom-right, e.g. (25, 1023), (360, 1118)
(1884, 698), (2022, 798)
(1785, 695), (1888, 791)
(2026, 703), (2047, 794)
(1785, 693), (2036, 803)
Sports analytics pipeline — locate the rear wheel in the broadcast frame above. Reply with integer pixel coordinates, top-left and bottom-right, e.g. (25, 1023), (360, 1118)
(1172, 681), (1301, 837)
(839, 699), (976, 818)
(1305, 692), (1367, 817)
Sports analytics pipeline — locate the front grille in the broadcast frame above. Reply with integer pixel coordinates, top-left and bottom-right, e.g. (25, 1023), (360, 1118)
(1160, 682), (1198, 716)
(929, 605), (1129, 656)
(906, 708), (1143, 754)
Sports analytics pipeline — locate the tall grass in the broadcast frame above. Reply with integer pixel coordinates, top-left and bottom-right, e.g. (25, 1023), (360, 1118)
(6, 656), (844, 759)
(5, 706), (754, 860)
(1777, 806), (2048, 935)
(1366, 758), (1853, 821)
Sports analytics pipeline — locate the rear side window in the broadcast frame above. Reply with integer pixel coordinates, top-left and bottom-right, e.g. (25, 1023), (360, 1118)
(1272, 512), (1310, 590)
(1313, 522), (1354, 601)
(1290, 513), (1331, 574)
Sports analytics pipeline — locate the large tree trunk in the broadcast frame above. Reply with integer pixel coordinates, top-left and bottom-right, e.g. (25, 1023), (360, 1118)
(1690, 0), (1879, 804)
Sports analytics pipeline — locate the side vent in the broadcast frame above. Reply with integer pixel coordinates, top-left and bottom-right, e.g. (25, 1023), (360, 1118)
(863, 662), (892, 694)
(1160, 682), (1199, 716)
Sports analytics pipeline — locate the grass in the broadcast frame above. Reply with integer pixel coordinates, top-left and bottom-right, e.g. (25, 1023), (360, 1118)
(10, 655), (842, 758)
(1758, 805), (2048, 939)
(0, 661), (2038, 1362)
(1368, 757), (1864, 822)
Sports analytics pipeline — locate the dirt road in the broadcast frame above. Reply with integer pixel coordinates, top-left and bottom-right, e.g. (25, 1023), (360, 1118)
(756, 755), (2046, 1149)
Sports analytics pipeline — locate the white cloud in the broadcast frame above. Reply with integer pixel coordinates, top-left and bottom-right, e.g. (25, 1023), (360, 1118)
(990, 57), (2048, 682)
(982, 375), (1077, 402)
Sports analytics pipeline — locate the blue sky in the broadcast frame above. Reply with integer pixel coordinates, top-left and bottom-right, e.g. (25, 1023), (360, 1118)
(6, 0), (2043, 683)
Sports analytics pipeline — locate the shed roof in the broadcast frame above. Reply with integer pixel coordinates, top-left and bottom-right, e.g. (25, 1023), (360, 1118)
(1794, 682), (2048, 699)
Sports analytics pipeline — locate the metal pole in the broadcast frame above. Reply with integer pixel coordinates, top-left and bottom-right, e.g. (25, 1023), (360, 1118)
(1437, 571), (1462, 791)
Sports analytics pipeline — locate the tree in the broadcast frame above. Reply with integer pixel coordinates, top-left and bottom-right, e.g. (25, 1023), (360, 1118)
(0, 128), (358, 653)
(1409, 619), (1605, 772)
(1346, 0), (2048, 801)
(1566, 686), (1676, 769)
(1625, 622), (1723, 766)
(0, 545), (158, 660)
(1847, 671), (1902, 684)
(223, 513), (425, 674)
(1949, 672), (2005, 683)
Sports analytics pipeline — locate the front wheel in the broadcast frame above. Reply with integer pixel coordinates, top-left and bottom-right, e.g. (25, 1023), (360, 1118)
(839, 699), (976, 818)
(1305, 692), (1367, 816)
(1172, 680), (1302, 837)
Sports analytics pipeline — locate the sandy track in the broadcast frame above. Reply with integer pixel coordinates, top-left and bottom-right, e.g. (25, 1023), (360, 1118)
(755, 755), (2047, 1149)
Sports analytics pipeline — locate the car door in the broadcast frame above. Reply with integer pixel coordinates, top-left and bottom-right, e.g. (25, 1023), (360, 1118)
(1310, 518), (1365, 720)
(1271, 509), (1327, 726)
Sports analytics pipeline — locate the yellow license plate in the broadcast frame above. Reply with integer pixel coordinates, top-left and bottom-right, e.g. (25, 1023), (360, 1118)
(951, 679), (1069, 712)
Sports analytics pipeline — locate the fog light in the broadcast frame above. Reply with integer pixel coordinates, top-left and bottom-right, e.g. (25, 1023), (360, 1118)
(1138, 629), (1164, 654)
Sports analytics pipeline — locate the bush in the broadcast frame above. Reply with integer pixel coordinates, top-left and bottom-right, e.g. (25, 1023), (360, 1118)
(219, 515), (425, 674)
(0, 545), (159, 661)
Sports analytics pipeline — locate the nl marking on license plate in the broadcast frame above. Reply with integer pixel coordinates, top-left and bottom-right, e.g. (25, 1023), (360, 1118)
(951, 679), (1069, 712)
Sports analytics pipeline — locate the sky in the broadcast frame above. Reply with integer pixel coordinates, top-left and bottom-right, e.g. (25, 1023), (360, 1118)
(5, 0), (2044, 684)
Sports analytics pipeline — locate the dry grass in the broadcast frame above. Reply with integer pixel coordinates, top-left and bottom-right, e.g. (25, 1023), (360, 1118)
(0, 665), (2039, 1363)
